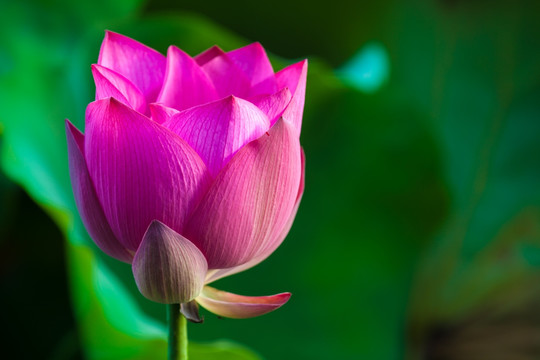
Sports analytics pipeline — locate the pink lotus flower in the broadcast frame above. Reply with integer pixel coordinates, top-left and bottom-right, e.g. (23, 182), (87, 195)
(66, 32), (306, 320)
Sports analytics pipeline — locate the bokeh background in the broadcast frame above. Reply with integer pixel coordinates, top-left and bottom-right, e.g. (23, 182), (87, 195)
(1, 0), (540, 359)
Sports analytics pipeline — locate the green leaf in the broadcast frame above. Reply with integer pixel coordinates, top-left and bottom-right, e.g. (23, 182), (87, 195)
(383, 0), (540, 357)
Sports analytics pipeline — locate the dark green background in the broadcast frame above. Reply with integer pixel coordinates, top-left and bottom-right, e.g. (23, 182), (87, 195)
(1, 0), (540, 359)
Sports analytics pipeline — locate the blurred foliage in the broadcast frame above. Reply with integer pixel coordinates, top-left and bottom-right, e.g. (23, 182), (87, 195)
(1, 0), (540, 359)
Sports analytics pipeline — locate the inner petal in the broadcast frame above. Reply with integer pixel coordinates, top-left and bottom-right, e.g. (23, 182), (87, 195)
(163, 96), (270, 177)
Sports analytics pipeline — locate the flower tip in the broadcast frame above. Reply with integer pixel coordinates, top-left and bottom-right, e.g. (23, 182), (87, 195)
(146, 219), (166, 233)
(166, 44), (181, 55)
(107, 96), (123, 107)
(272, 292), (292, 304)
(65, 119), (83, 144)
(226, 94), (238, 103)
(250, 41), (265, 51)
(281, 292), (292, 300)
(103, 29), (121, 39)
(90, 63), (104, 77)
(102, 30), (120, 44)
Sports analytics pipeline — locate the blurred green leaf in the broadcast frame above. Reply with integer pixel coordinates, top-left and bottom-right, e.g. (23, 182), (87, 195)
(380, 1), (540, 358)
(146, 0), (397, 66)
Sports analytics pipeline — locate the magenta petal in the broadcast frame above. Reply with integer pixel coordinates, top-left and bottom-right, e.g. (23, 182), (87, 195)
(132, 221), (208, 304)
(98, 31), (166, 103)
(163, 96), (270, 177)
(65, 120), (133, 263)
(252, 87), (292, 126)
(227, 42), (277, 95)
(206, 149), (305, 284)
(196, 286), (291, 319)
(84, 98), (211, 251)
(198, 48), (252, 98)
(185, 118), (301, 269)
(149, 103), (180, 124)
(157, 46), (218, 111)
(92, 64), (146, 114)
(275, 60), (308, 135)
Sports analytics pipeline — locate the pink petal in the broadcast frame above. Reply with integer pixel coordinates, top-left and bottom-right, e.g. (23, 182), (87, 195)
(132, 221), (208, 304)
(227, 42), (277, 96)
(206, 149), (305, 284)
(157, 46), (218, 111)
(65, 120), (133, 263)
(98, 31), (166, 103)
(197, 47), (252, 98)
(196, 286), (291, 319)
(84, 97), (211, 251)
(163, 96), (270, 177)
(251, 87), (292, 126)
(185, 118), (301, 269)
(149, 103), (180, 124)
(275, 60), (308, 135)
(92, 64), (146, 114)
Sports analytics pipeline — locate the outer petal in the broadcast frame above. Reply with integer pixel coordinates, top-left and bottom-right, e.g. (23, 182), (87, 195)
(227, 42), (277, 96)
(197, 46), (252, 98)
(205, 149), (305, 284)
(196, 286), (291, 319)
(85, 98), (211, 251)
(133, 221), (208, 304)
(92, 64), (146, 114)
(163, 96), (270, 177)
(65, 120), (132, 263)
(251, 87), (292, 126)
(157, 46), (218, 111)
(185, 118), (301, 269)
(275, 59), (308, 135)
(98, 31), (166, 103)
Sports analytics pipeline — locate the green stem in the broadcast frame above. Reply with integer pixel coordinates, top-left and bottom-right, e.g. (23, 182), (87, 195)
(168, 303), (188, 360)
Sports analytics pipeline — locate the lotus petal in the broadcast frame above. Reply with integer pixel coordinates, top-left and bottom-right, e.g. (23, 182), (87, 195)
(251, 87), (292, 126)
(205, 149), (305, 283)
(84, 98), (211, 251)
(98, 31), (166, 102)
(65, 120), (133, 263)
(92, 64), (146, 114)
(185, 118), (301, 269)
(275, 60), (308, 135)
(157, 46), (218, 111)
(133, 221), (207, 304)
(197, 46), (251, 99)
(227, 42), (277, 95)
(164, 96), (270, 177)
(196, 286), (291, 319)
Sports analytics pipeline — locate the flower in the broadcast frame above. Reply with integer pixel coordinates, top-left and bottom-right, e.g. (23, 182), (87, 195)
(66, 31), (306, 320)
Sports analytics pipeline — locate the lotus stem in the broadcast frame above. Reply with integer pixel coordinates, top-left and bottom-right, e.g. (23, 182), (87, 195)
(168, 303), (188, 360)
